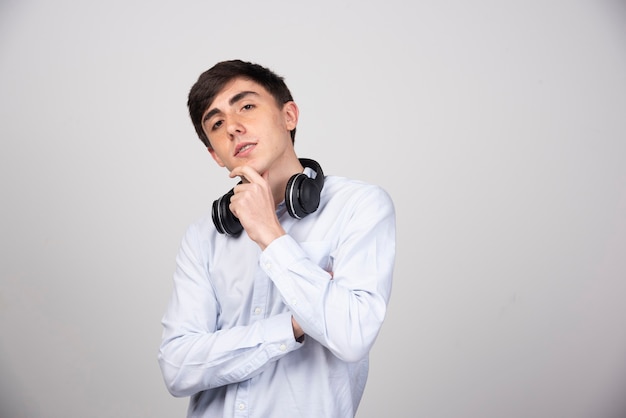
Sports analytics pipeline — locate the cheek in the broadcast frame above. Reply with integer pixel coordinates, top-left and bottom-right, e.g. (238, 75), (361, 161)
(208, 147), (227, 167)
(270, 113), (290, 133)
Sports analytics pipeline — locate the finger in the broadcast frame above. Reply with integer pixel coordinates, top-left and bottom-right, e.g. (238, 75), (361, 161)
(230, 165), (264, 184)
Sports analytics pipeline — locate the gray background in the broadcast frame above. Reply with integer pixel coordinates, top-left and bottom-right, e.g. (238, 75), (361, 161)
(1, 1), (626, 417)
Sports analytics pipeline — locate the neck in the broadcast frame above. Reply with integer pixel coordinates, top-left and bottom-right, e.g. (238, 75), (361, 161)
(269, 155), (304, 208)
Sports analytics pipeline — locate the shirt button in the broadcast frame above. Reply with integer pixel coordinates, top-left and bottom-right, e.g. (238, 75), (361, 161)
(238, 403), (245, 410)
(279, 344), (287, 351)
(254, 307), (262, 315)
(265, 262), (272, 269)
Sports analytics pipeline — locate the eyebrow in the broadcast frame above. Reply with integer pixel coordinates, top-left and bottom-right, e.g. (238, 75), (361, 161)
(202, 90), (260, 125)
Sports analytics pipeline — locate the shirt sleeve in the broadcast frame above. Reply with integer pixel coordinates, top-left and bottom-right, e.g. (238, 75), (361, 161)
(260, 185), (396, 362)
(158, 223), (302, 398)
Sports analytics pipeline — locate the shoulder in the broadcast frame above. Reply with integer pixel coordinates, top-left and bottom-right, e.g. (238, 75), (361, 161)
(188, 211), (214, 234)
(321, 175), (395, 214)
(322, 175), (393, 202)
(179, 211), (215, 247)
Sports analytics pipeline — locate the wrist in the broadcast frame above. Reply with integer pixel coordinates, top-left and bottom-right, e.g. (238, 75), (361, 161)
(257, 227), (286, 251)
(291, 316), (305, 342)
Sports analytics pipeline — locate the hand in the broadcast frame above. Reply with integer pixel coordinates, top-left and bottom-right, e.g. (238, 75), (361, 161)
(292, 316), (304, 341)
(228, 166), (285, 249)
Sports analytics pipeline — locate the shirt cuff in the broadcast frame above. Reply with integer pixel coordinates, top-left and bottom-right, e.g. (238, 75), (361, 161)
(261, 311), (301, 349)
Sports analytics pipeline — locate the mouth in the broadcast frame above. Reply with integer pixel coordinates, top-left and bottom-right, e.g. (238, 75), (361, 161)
(235, 142), (256, 156)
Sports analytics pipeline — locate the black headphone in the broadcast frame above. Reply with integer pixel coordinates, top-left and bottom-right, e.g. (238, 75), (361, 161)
(212, 158), (325, 236)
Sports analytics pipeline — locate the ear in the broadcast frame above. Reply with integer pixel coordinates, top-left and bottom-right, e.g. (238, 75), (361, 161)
(208, 148), (225, 167)
(282, 101), (299, 131)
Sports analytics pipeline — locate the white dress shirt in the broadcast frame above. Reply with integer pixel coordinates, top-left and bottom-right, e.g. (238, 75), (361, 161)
(158, 171), (396, 418)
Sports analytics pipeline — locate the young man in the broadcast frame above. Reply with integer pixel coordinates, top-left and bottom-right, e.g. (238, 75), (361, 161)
(158, 60), (396, 417)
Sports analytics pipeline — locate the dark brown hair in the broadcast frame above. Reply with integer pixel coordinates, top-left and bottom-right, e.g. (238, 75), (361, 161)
(187, 60), (296, 149)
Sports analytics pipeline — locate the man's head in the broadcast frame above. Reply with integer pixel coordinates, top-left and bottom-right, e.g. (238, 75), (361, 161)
(188, 60), (296, 149)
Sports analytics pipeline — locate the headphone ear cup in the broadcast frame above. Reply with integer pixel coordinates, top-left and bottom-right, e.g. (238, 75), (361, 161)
(212, 189), (243, 236)
(299, 177), (321, 214)
(285, 173), (304, 219)
(285, 173), (321, 219)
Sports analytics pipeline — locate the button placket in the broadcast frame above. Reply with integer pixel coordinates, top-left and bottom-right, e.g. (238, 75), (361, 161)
(234, 380), (250, 417)
(250, 264), (270, 322)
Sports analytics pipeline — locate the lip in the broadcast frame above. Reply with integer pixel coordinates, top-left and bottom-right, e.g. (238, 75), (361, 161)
(234, 142), (257, 157)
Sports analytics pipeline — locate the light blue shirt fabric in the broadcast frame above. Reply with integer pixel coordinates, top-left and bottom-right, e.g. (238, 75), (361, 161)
(158, 171), (396, 418)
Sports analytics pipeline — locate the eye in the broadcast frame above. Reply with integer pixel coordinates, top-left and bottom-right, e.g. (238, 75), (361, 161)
(242, 104), (255, 111)
(211, 120), (223, 130)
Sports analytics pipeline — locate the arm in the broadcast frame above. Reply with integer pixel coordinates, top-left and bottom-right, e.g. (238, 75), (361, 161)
(157, 224), (301, 397)
(261, 186), (396, 362)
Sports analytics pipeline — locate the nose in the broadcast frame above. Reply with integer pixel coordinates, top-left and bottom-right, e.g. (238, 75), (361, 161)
(225, 115), (245, 137)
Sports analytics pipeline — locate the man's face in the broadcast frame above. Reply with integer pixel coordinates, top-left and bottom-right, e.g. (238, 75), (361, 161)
(201, 78), (298, 175)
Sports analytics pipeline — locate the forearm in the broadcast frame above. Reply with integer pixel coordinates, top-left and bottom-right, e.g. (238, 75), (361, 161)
(158, 312), (298, 397)
(261, 235), (394, 362)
